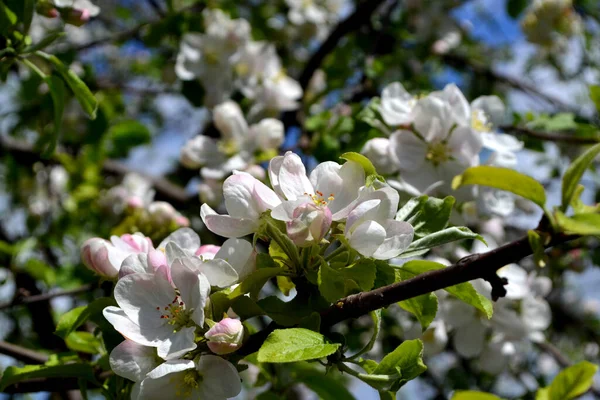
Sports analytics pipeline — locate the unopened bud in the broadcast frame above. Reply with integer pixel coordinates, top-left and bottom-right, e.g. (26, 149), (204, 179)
(205, 318), (244, 355)
(81, 238), (118, 277)
(60, 7), (91, 27)
(36, 2), (60, 18)
(286, 202), (332, 247)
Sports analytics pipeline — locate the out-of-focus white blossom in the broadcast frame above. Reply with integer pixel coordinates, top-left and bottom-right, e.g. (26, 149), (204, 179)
(522, 0), (582, 49)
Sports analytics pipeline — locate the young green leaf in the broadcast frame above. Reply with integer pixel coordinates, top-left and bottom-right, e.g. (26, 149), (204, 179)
(555, 211), (600, 235)
(318, 258), (376, 303)
(55, 297), (115, 339)
(0, 0), (17, 35)
(372, 339), (427, 391)
(65, 331), (103, 354)
(395, 195), (455, 238)
(42, 74), (65, 156)
(590, 85), (600, 112)
(452, 166), (546, 209)
(228, 267), (283, 300)
(399, 260), (493, 318)
(0, 364), (95, 392)
(340, 152), (377, 176)
(288, 362), (356, 400)
(452, 391), (502, 400)
(398, 227), (484, 258)
(543, 361), (599, 400)
(22, 32), (66, 54)
(528, 230), (548, 267)
(396, 275), (438, 330)
(36, 51), (98, 119)
(561, 143), (600, 211)
(257, 328), (340, 363)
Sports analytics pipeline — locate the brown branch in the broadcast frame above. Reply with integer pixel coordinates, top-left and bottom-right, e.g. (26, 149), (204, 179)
(4, 371), (113, 394)
(500, 125), (600, 145)
(319, 232), (576, 327)
(241, 230), (578, 355)
(297, 0), (387, 91)
(0, 136), (193, 208)
(0, 284), (92, 311)
(0, 341), (49, 364)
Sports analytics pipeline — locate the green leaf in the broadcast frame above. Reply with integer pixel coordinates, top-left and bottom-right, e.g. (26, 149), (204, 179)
(528, 230), (547, 267)
(506, 0), (528, 18)
(318, 258), (376, 303)
(289, 362), (356, 400)
(536, 388), (550, 400)
(399, 261), (493, 318)
(561, 143), (600, 211)
(396, 195), (455, 237)
(371, 339), (427, 391)
(396, 268), (438, 330)
(22, 32), (66, 54)
(37, 52), (98, 119)
(257, 296), (311, 326)
(65, 331), (103, 354)
(0, 0), (17, 35)
(257, 328), (341, 363)
(399, 227), (484, 258)
(42, 74), (65, 156)
(340, 152), (377, 176)
(545, 361), (599, 400)
(452, 166), (546, 209)
(556, 211), (600, 235)
(528, 113), (578, 132)
(230, 296), (264, 321)
(106, 120), (152, 158)
(0, 364), (95, 391)
(346, 310), (381, 360)
(55, 297), (115, 339)
(590, 85), (600, 112)
(228, 267), (283, 300)
(452, 391), (502, 400)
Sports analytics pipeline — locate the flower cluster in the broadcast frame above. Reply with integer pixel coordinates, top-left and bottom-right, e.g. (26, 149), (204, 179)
(361, 82), (523, 217)
(176, 9), (302, 114)
(201, 151), (414, 259)
(180, 100), (284, 206)
(82, 228), (253, 399)
(284, 0), (347, 40)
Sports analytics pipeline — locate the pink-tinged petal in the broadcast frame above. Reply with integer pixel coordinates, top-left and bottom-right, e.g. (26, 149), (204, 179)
(253, 178), (282, 211)
(347, 220), (386, 258)
(201, 204), (259, 238)
(372, 220), (414, 260)
(196, 245), (220, 259)
(102, 307), (157, 347)
(271, 197), (311, 221)
(119, 254), (150, 279)
(157, 228), (200, 254)
(278, 151), (314, 200)
(170, 260), (210, 326)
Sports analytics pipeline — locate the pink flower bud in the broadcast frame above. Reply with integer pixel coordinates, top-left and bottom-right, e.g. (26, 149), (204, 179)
(118, 233), (153, 253)
(36, 3), (59, 18)
(81, 238), (118, 278)
(205, 318), (244, 355)
(148, 201), (178, 224)
(60, 7), (91, 27)
(286, 203), (332, 247)
(195, 245), (221, 260)
(148, 249), (168, 270)
(175, 215), (190, 227)
(127, 196), (144, 209)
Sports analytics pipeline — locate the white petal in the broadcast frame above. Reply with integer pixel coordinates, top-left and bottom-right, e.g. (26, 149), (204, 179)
(389, 130), (427, 172)
(497, 264), (529, 300)
(522, 296), (551, 332)
(347, 220), (386, 258)
(109, 340), (160, 382)
(165, 242), (189, 266)
(223, 173), (261, 220)
(379, 82), (414, 126)
(453, 319), (486, 358)
(114, 273), (175, 329)
(195, 355), (242, 398)
(481, 133), (523, 153)
(215, 238), (255, 280)
(138, 360), (195, 400)
(156, 326), (197, 360)
(472, 95), (506, 127)
(345, 199), (382, 233)
(158, 228), (200, 254)
(372, 220), (414, 260)
(201, 204), (258, 238)
(119, 254), (150, 279)
(170, 259), (210, 326)
(103, 307), (159, 347)
(278, 152), (314, 200)
(268, 155), (285, 197)
(447, 126), (483, 167)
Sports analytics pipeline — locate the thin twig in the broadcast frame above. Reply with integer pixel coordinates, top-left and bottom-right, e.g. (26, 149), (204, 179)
(500, 125), (600, 145)
(0, 284), (93, 310)
(0, 341), (49, 364)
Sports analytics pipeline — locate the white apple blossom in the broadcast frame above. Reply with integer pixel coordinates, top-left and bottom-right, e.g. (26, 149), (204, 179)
(522, 0), (582, 48)
(100, 173), (155, 214)
(344, 184), (414, 259)
(201, 171), (281, 238)
(109, 340), (162, 382)
(103, 261), (210, 360)
(81, 233), (153, 278)
(53, 0), (99, 26)
(360, 138), (398, 175)
(378, 82), (416, 127)
(135, 356), (241, 400)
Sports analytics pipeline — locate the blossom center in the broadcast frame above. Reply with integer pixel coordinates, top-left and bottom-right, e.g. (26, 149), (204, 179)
(157, 296), (193, 331)
(471, 109), (491, 132)
(174, 370), (203, 397)
(304, 190), (334, 206)
(426, 142), (451, 166)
